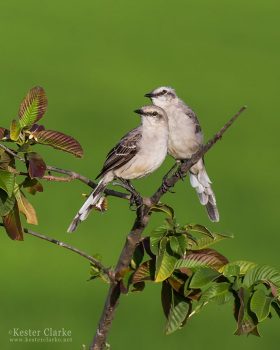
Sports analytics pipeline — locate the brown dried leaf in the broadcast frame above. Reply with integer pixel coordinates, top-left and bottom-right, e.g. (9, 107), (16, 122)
(16, 191), (38, 225)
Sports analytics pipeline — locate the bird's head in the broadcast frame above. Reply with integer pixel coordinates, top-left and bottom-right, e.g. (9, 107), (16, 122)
(145, 86), (177, 108)
(134, 105), (168, 125)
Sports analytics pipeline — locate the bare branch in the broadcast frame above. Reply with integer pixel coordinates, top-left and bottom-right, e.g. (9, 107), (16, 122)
(46, 166), (129, 200)
(0, 143), (129, 200)
(0, 223), (114, 281)
(90, 106), (247, 349)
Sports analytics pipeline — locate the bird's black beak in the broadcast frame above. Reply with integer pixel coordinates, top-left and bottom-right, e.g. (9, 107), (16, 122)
(134, 109), (143, 115)
(144, 92), (154, 98)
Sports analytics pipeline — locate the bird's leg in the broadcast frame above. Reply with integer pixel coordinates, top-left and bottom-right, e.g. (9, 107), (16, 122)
(162, 161), (180, 193)
(177, 159), (188, 180)
(118, 179), (142, 208)
(163, 161), (179, 181)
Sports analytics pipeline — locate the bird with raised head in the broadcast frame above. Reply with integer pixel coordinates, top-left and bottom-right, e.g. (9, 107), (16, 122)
(145, 86), (219, 222)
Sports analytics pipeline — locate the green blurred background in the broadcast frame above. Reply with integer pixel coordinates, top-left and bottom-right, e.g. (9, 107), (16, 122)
(0, 0), (279, 349)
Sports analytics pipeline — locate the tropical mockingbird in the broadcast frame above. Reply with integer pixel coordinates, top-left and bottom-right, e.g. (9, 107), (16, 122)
(145, 86), (219, 222)
(67, 105), (169, 232)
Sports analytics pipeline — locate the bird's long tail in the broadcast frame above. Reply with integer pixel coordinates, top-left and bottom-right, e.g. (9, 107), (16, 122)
(67, 177), (108, 232)
(189, 159), (219, 222)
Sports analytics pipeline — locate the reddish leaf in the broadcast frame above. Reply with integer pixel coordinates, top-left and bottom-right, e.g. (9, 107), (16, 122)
(161, 281), (173, 319)
(34, 130), (83, 158)
(0, 127), (10, 140)
(132, 260), (155, 284)
(27, 152), (46, 178)
(176, 249), (229, 270)
(2, 203), (24, 240)
(18, 86), (47, 127)
(29, 124), (45, 133)
(234, 288), (259, 336)
(168, 274), (185, 293)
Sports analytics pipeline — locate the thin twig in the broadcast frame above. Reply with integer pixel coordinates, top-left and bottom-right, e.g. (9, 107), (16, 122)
(0, 143), (24, 161)
(90, 106), (247, 349)
(46, 166), (129, 200)
(0, 143), (129, 200)
(1, 223), (113, 281)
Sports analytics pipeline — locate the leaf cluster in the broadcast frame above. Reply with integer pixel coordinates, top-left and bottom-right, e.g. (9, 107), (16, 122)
(0, 87), (83, 240)
(99, 205), (280, 336)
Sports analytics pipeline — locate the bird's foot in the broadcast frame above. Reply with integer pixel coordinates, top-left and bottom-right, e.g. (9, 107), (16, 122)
(163, 162), (179, 181)
(162, 178), (175, 194)
(117, 179), (143, 208)
(177, 159), (189, 180)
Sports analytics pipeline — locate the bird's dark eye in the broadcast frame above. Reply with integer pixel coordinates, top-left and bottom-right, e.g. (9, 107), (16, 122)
(152, 112), (158, 116)
(162, 89), (167, 94)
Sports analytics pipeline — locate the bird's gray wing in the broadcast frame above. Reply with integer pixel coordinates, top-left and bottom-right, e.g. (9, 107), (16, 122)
(180, 102), (202, 134)
(95, 127), (142, 179)
(185, 108), (201, 133)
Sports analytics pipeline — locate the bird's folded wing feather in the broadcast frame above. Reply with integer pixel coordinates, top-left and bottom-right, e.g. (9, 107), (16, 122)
(182, 104), (202, 133)
(95, 127), (142, 179)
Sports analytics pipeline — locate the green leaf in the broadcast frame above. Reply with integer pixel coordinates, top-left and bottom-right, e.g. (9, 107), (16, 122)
(169, 236), (180, 255)
(187, 232), (233, 250)
(155, 238), (177, 282)
(175, 249), (228, 270)
(150, 224), (169, 238)
(169, 235), (187, 256)
(222, 260), (257, 275)
(177, 234), (187, 254)
(271, 302), (280, 318)
(222, 264), (241, 278)
(199, 282), (231, 305)
(0, 148), (14, 170)
(18, 86), (47, 128)
(243, 265), (280, 291)
(2, 202), (24, 241)
(10, 119), (21, 141)
(34, 130), (83, 158)
(150, 224), (169, 255)
(234, 287), (259, 336)
(0, 170), (15, 197)
(165, 291), (190, 335)
(190, 267), (221, 289)
(150, 203), (174, 218)
(185, 224), (214, 238)
(0, 189), (15, 216)
(250, 288), (273, 322)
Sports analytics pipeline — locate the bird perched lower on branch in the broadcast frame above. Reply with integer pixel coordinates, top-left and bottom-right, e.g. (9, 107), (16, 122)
(145, 86), (219, 222)
(67, 105), (169, 233)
